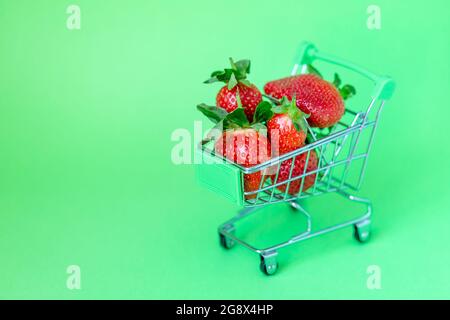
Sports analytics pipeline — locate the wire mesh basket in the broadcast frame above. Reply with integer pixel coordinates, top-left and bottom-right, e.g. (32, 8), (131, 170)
(196, 42), (395, 275)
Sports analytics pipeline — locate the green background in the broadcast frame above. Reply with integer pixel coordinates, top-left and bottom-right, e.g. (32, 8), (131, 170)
(1, 0), (449, 299)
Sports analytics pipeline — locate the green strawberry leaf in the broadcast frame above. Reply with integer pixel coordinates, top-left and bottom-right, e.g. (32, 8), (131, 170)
(197, 103), (228, 124)
(229, 57), (238, 70)
(236, 91), (243, 108)
(253, 101), (273, 124)
(271, 105), (286, 114)
(204, 58), (252, 84)
(203, 77), (218, 84)
(279, 96), (290, 106)
(330, 72), (356, 100)
(224, 107), (249, 128)
(250, 122), (267, 132)
(287, 96), (309, 133)
(305, 131), (316, 144)
(204, 68), (233, 84)
(333, 73), (342, 88)
(307, 64), (323, 78)
(228, 73), (238, 90)
(263, 94), (281, 105)
(270, 96), (291, 114)
(211, 70), (224, 77)
(234, 59), (251, 76)
(205, 119), (225, 141)
(235, 91), (249, 113)
(238, 79), (252, 87)
(340, 84), (356, 100)
(292, 115), (310, 133)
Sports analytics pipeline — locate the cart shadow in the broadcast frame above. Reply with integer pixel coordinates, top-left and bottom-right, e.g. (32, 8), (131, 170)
(276, 225), (384, 274)
(224, 192), (393, 276)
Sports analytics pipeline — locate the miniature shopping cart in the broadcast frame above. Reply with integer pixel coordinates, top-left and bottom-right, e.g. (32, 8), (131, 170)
(196, 42), (395, 275)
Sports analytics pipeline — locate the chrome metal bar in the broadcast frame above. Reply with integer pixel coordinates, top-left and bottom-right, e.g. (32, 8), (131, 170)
(268, 162), (282, 203)
(244, 153), (367, 196)
(326, 135), (341, 191)
(357, 101), (385, 189)
(200, 120), (377, 174)
(282, 155), (298, 200)
(338, 98), (376, 190)
(298, 149), (311, 197)
(312, 144), (325, 194)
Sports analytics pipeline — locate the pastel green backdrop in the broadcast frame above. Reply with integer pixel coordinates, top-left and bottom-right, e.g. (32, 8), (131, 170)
(0, 0), (449, 299)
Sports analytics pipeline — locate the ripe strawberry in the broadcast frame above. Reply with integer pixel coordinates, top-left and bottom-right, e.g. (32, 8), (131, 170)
(272, 150), (318, 195)
(205, 58), (262, 122)
(215, 128), (271, 199)
(264, 74), (345, 128)
(198, 103), (273, 200)
(267, 96), (308, 156)
(216, 83), (262, 121)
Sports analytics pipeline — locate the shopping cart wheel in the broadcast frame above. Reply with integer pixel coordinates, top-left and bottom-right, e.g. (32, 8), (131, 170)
(354, 219), (371, 243)
(259, 251), (278, 275)
(219, 233), (235, 249)
(218, 224), (235, 249)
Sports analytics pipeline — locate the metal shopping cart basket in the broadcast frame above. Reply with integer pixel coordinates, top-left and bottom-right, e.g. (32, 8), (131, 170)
(196, 42), (395, 275)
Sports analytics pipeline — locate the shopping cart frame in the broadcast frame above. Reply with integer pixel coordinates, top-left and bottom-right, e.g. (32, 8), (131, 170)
(196, 42), (395, 275)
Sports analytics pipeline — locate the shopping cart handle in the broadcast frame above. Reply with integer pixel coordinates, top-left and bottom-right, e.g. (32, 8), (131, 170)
(294, 42), (395, 101)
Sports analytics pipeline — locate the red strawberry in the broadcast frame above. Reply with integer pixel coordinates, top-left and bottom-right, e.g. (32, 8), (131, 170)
(215, 128), (271, 199)
(201, 104), (273, 200)
(272, 150), (318, 195)
(205, 58), (262, 122)
(264, 74), (345, 128)
(216, 83), (262, 121)
(267, 96), (308, 156)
